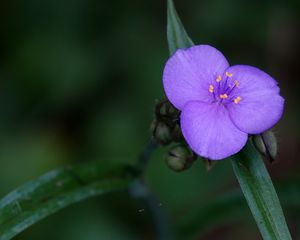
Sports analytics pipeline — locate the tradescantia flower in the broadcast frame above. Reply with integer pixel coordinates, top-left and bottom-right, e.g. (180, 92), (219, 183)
(163, 45), (284, 160)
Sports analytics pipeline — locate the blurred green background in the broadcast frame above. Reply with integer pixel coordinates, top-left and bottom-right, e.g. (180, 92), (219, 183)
(0, 0), (300, 239)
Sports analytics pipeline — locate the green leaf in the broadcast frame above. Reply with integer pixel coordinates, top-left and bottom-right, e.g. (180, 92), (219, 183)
(231, 141), (292, 240)
(167, 0), (194, 55)
(0, 161), (130, 240)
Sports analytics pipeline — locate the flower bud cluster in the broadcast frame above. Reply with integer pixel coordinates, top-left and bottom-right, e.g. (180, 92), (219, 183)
(151, 100), (198, 172)
(151, 100), (182, 145)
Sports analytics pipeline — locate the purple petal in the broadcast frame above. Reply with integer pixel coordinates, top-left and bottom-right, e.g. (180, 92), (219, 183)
(225, 65), (284, 134)
(163, 45), (229, 110)
(180, 101), (248, 160)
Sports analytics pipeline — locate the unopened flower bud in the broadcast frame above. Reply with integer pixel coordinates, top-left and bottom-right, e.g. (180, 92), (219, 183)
(253, 135), (266, 154)
(150, 118), (157, 134)
(165, 145), (196, 172)
(172, 124), (183, 142)
(253, 130), (277, 163)
(262, 130), (277, 162)
(153, 121), (173, 145)
(156, 100), (178, 119)
(203, 158), (215, 171)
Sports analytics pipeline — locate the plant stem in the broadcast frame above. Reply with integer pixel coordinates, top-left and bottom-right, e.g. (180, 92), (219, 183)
(136, 137), (158, 176)
(129, 138), (173, 240)
(129, 179), (173, 240)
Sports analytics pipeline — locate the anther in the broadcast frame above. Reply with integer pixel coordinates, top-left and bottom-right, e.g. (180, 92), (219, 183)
(219, 94), (228, 99)
(234, 96), (241, 104)
(234, 80), (239, 87)
(209, 85), (214, 93)
(216, 75), (222, 82)
(226, 72), (233, 77)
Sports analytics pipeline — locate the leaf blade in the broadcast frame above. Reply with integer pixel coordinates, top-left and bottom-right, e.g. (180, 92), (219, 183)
(167, 0), (194, 55)
(231, 141), (292, 240)
(0, 162), (130, 240)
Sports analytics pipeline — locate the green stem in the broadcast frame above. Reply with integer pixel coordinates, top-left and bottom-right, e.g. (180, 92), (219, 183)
(129, 180), (173, 240)
(136, 138), (157, 176)
(130, 139), (173, 240)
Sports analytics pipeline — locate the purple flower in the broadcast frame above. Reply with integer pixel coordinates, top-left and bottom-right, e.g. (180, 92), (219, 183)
(163, 45), (284, 160)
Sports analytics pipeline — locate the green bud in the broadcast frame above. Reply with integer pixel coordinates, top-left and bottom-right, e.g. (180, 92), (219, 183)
(153, 121), (173, 145)
(172, 124), (183, 142)
(151, 100), (181, 145)
(150, 118), (157, 134)
(157, 100), (178, 119)
(262, 130), (277, 162)
(203, 158), (215, 171)
(253, 134), (266, 155)
(165, 145), (196, 172)
(253, 130), (277, 163)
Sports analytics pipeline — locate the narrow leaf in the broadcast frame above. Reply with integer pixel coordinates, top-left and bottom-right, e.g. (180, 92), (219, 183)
(167, 0), (194, 55)
(0, 162), (130, 240)
(231, 141), (292, 240)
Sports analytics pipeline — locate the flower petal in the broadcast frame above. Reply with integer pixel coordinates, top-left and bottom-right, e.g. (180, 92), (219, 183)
(180, 101), (248, 160)
(163, 45), (229, 110)
(225, 65), (284, 134)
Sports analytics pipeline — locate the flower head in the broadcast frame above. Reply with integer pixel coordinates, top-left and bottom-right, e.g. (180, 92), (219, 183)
(163, 45), (284, 160)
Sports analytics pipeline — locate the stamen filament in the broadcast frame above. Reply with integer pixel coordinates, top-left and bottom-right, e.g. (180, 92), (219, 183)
(234, 80), (239, 87)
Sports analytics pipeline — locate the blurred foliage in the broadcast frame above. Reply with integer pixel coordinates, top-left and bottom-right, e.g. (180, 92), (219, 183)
(0, 0), (299, 239)
(0, 161), (130, 240)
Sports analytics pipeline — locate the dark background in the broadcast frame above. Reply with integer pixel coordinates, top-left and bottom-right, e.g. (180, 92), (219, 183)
(0, 0), (300, 239)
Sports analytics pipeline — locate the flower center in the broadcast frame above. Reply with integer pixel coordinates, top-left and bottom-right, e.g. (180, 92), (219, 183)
(208, 72), (241, 105)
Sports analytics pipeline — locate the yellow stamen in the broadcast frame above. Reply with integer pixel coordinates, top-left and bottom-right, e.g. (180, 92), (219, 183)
(209, 85), (214, 93)
(234, 96), (241, 104)
(216, 75), (222, 82)
(234, 80), (239, 87)
(219, 94), (228, 99)
(226, 72), (233, 77)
